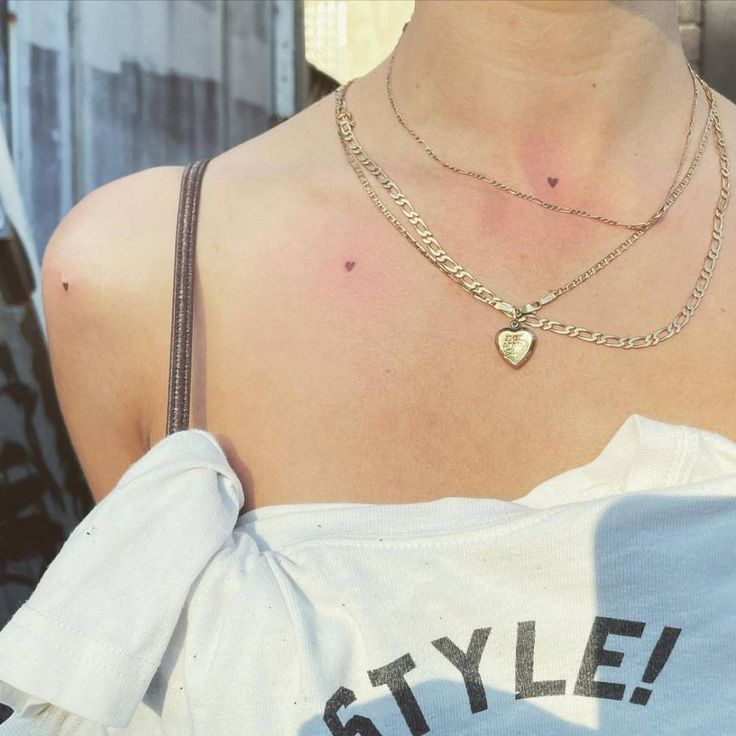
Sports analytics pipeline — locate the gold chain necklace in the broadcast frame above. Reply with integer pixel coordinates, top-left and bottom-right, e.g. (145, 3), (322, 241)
(335, 78), (730, 368)
(340, 78), (715, 321)
(386, 49), (705, 232)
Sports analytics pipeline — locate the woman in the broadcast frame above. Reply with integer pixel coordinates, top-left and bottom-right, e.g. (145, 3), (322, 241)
(0, 0), (735, 733)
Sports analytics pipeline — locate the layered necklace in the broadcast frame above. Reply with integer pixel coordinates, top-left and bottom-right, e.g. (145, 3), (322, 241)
(334, 60), (730, 369)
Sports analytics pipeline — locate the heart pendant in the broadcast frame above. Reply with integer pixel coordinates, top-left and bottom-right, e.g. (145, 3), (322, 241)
(495, 322), (536, 369)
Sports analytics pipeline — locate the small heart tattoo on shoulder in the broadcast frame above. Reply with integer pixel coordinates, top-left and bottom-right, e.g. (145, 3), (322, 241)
(547, 177), (558, 188)
(344, 261), (355, 271)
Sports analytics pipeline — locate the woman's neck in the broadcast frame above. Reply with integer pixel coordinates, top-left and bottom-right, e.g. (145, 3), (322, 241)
(375, 0), (694, 201)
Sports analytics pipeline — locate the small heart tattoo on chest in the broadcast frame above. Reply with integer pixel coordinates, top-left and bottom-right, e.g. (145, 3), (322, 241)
(345, 261), (355, 271)
(547, 177), (558, 188)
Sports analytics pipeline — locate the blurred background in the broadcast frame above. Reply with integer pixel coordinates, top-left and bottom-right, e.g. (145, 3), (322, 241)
(0, 0), (734, 721)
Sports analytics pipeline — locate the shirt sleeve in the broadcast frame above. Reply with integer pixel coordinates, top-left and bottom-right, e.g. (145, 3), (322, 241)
(0, 429), (244, 733)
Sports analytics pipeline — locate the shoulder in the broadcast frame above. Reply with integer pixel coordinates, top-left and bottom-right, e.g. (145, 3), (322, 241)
(41, 92), (347, 502)
(42, 166), (186, 299)
(41, 165), (187, 502)
(41, 88), (343, 325)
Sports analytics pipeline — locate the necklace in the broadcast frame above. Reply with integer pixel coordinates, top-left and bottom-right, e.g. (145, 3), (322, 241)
(335, 77), (729, 368)
(343, 71), (715, 314)
(386, 49), (706, 233)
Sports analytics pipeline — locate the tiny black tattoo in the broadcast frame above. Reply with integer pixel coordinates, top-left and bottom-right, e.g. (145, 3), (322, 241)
(547, 177), (558, 188)
(345, 261), (355, 271)
(62, 282), (69, 291)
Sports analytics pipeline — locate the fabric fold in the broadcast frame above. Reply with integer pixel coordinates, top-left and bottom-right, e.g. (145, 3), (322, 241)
(0, 428), (243, 731)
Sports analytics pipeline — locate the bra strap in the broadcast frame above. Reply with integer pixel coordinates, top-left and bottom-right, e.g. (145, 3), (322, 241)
(165, 158), (211, 436)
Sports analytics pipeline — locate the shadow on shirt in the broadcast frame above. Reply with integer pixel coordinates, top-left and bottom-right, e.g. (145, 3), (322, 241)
(296, 493), (736, 735)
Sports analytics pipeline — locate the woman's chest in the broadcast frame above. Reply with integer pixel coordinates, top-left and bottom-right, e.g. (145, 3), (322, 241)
(156, 294), (736, 512)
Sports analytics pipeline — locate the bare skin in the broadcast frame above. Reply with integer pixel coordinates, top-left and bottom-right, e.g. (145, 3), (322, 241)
(42, 0), (736, 510)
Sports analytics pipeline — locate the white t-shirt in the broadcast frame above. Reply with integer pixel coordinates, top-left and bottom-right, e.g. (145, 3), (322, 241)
(0, 413), (735, 735)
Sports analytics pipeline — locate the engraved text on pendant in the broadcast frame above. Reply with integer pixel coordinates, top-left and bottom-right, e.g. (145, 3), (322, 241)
(495, 323), (536, 368)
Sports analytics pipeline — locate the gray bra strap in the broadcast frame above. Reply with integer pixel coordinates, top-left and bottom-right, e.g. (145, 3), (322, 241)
(165, 158), (211, 436)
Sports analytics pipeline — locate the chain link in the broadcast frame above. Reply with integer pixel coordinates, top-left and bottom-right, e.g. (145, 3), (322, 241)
(335, 77), (730, 349)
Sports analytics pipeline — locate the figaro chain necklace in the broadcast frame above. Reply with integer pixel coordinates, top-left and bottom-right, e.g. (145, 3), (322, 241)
(335, 78), (730, 368)
(386, 50), (706, 233)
